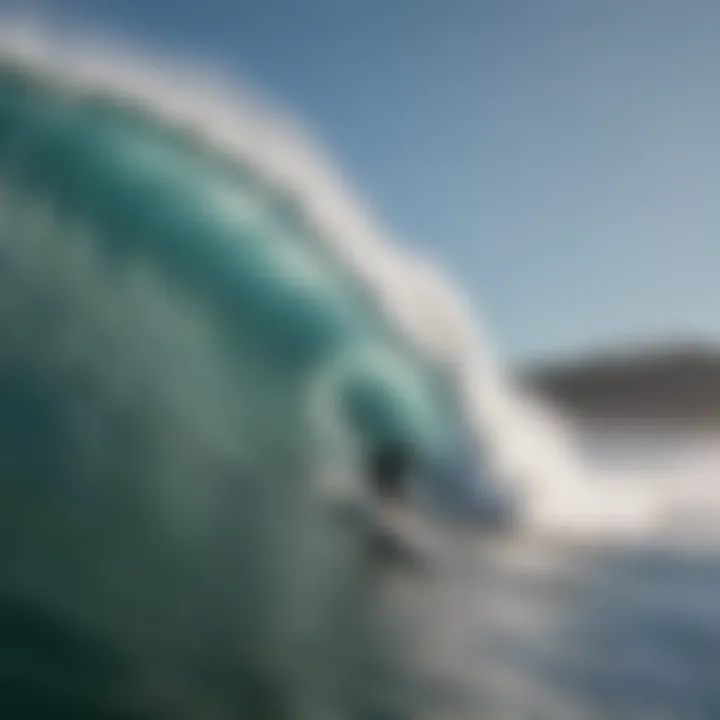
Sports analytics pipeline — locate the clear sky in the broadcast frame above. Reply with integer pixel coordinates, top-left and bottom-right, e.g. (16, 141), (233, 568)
(10, 0), (720, 362)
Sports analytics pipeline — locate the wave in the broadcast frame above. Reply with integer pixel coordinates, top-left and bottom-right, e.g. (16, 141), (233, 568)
(0, 18), (717, 548)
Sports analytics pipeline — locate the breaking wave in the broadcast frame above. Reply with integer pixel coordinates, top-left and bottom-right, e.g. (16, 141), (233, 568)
(0, 18), (718, 546)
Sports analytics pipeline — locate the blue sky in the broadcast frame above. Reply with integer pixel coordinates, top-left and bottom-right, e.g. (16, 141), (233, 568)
(12, 0), (720, 361)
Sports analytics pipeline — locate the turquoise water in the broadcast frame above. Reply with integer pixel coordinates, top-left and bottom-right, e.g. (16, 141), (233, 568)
(0, 37), (486, 718)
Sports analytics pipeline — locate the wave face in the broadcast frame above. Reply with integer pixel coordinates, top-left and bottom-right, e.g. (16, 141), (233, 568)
(0, 24), (505, 717)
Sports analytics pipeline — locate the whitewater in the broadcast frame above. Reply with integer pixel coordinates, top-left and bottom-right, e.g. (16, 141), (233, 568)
(0, 19), (719, 720)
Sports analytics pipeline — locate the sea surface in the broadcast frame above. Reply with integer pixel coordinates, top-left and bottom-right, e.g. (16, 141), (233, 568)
(409, 425), (720, 720)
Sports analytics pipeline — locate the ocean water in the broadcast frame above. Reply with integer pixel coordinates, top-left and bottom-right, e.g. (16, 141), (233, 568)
(414, 530), (720, 720)
(0, 23), (719, 719)
(435, 425), (720, 720)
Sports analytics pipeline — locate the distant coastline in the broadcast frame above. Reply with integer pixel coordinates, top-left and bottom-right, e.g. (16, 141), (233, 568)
(519, 342), (720, 424)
